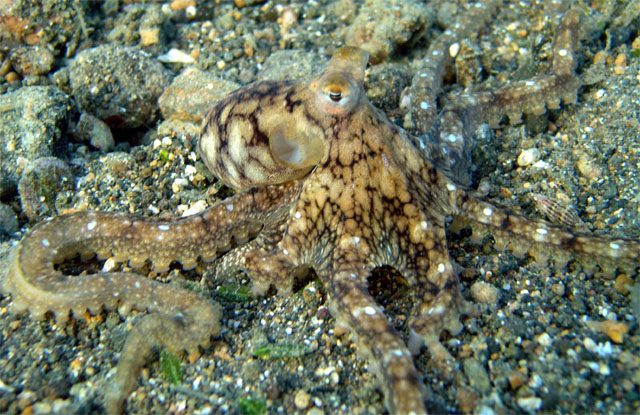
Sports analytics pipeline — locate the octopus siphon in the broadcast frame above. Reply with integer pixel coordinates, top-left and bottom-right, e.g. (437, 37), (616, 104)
(2, 2), (639, 415)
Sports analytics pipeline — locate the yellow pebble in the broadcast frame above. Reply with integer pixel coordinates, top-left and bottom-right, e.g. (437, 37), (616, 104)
(5, 72), (19, 83)
(614, 274), (633, 294)
(139, 27), (160, 46)
(601, 321), (629, 344)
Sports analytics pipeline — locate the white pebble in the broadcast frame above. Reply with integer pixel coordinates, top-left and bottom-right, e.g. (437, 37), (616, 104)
(536, 332), (553, 347)
(583, 337), (597, 352)
(517, 396), (542, 411)
(517, 148), (541, 167)
(157, 48), (195, 64)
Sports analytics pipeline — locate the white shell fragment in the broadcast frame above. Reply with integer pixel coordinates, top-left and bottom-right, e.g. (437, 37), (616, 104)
(517, 148), (541, 167)
(158, 48), (195, 64)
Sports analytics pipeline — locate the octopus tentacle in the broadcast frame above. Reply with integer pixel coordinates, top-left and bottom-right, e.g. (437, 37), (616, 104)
(408, 0), (502, 134)
(392, 219), (467, 377)
(211, 213), (301, 296)
(103, 299), (220, 415)
(445, 8), (582, 127)
(1, 183), (298, 414)
(319, 257), (427, 415)
(3, 183), (299, 320)
(4, 211), (224, 415)
(408, 6), (582, 185)
(450, 192), (640, 277)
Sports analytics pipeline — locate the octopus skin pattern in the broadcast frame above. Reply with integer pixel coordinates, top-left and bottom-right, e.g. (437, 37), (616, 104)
(2, 4), (639, 415)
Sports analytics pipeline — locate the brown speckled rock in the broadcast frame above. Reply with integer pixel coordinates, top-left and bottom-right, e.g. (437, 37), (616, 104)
(70, 45), (171, 128)
(158, 67), (239, 122)
(0, 86), (72, 189)
(18, 157), (74, 221)
(344, 0), (430, 64)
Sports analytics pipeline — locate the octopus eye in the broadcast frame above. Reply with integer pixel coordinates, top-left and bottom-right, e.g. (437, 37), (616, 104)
(329, 90), (343, 102)
(317, 76), (360, 115)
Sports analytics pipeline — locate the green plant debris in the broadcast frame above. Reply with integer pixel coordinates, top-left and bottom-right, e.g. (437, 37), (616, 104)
(238, 398), (267, 415)
(158, 148), (170, 161)
(631, 49), (640, 58)
(159, 349), (182, 384)
(217, 284), (252, 302)
(183, 280), (202, 292)
(253, 343), (308, 360)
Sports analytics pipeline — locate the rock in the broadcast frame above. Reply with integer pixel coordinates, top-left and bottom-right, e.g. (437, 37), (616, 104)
(599, 321), (629, 344)
(17, 390), (36, 410)
(18, 157), (74, 221)
(464, 358), (491, 394)
(101, 152), (136, 177)
(259, 49), (327, 82)
(517, 148), (541, 167)
(0, 86), (73, 189)
(158, 67), (239, 122)
(344, 0), (430, 64)
(508, 371), (527, 390)
(74, 112), (115, 151)
(0, 203), (18, 236)
(517, 396), (542, 412)
(364, 62), (412, 111)
(470, 281), (500, 306)
(536, 332), (553, 347)
(576, 151), (603, 179)
(69, 45), (171, 128)
(294, 389), (311, 410)
(8, 44), (55, 76)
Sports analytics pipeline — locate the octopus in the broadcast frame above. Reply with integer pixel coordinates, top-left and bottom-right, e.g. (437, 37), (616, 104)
(1, 2), (639, 415)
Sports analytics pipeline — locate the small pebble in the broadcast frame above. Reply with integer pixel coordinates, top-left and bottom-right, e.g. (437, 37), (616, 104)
(517, 396), (542, 412)
(8, 45), (54, 76)
(508, 371), (527, 390)
(614, 274), (633, 294)
(139, 27), (161, 46)
(614, 54), (627, 75)
(5, 71), (19, 83)
(576, 152), (602, 179)
(0, 202), (18, 235)
(517, 148), (541, 167)
(463, 359), (491, 394)
(75, 112), (115, 152)
(17, 390), (36, 410)
(527, 374), (542, 389)
(536, 332), (552, 347)
(583, 337), (597, 352)
(551, 282), (565, 296)
(600, 321), (629, 344)
(18, 157), (74, 221)
(157, 48), (195, 64)
(294, 389), (311, 410)
(470, 281), (499, 306)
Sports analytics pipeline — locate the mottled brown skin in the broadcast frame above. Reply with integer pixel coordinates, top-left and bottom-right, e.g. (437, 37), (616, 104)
(2, 6), (639, 415)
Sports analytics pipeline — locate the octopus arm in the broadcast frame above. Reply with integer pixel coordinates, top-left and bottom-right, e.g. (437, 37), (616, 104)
(451, 192), (640, 277)
(409, 0), (502, 133)
(318, 254), (427, 415)
(1, 182), (298, 414)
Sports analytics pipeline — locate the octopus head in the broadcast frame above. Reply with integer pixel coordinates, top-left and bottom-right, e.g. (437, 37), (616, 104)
(199, 46), (370, 190)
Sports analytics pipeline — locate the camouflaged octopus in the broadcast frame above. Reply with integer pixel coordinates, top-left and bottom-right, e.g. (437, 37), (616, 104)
(2, 3), (639, 415)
